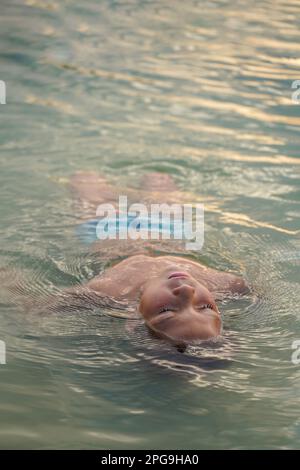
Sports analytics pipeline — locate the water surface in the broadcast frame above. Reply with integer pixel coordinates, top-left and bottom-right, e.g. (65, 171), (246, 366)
(0, 0), (300, 449)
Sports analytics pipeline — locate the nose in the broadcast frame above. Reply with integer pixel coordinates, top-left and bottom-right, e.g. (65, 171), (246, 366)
(172, 284), (195, 303)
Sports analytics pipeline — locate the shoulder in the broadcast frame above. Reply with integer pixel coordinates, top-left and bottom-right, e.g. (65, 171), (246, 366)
(210, 272), (250, 299)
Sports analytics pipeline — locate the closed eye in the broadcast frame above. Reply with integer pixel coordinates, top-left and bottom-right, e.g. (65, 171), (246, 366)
(158, 306), (174, 314)
(195, 303), (214, 311)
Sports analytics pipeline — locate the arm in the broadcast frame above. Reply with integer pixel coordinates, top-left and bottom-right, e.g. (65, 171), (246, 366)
(0, 267), (113, 314)
(33, 285), (128, 315)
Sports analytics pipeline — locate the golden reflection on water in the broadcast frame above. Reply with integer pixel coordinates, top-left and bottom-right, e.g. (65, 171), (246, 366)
(1, 0), (300, 450)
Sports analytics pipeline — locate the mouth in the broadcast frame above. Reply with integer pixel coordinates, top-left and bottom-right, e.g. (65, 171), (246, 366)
(168, 271), (190, 280)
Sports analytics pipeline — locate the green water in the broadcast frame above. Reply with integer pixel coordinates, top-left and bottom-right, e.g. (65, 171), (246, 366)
(0, 0), (300, 450)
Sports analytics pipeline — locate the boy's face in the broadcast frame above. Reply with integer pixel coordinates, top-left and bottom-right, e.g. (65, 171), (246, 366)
(139, 268), (222, 346)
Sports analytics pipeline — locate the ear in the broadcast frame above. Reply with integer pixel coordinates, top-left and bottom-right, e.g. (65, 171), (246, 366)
(137, 291), (144, 313)
(135, 303), (142, 316)
(125, 317), (144, 334)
